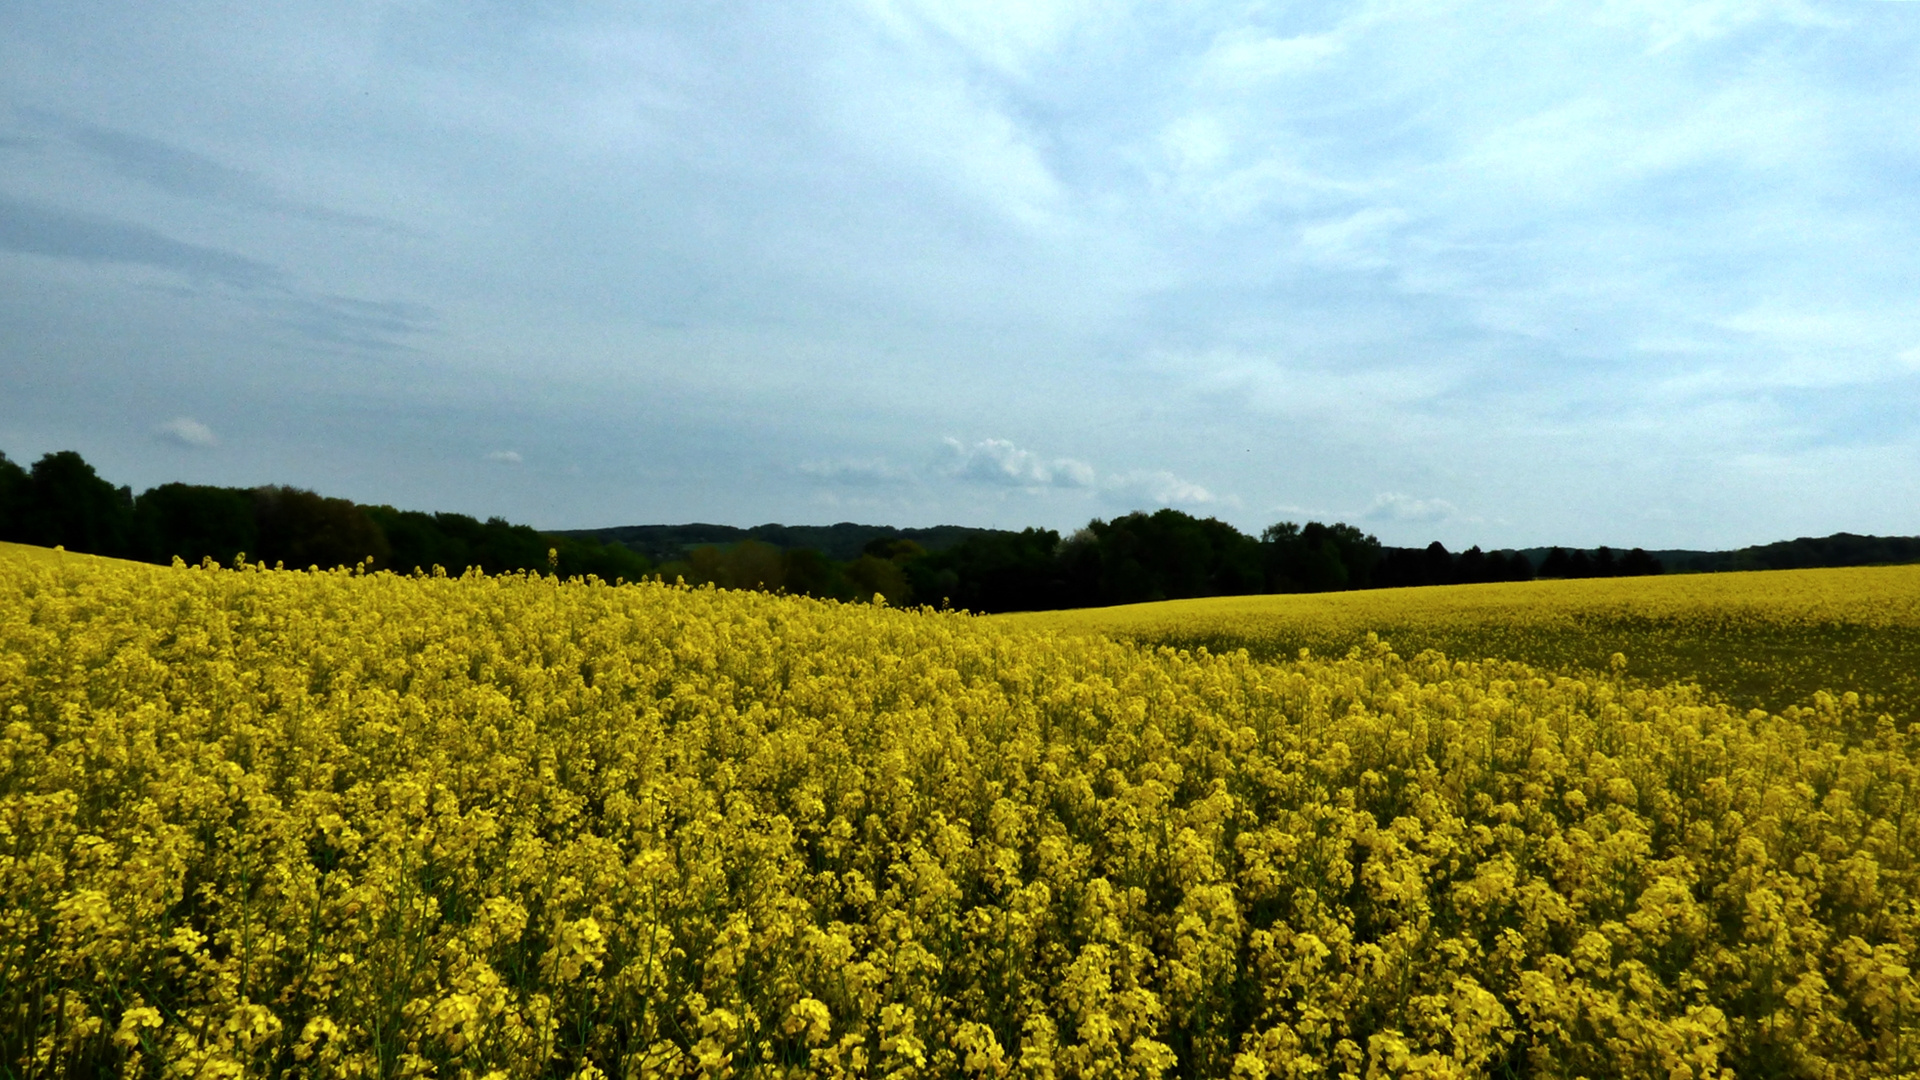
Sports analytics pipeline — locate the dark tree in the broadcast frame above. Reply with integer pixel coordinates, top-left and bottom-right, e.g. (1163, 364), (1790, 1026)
(1539, 547), (1572, 578)
(1423, 541), (1453, 586)
(1593, 546), (1618, 577)
(909, 528), (1065, 612)
(133, 484), (258, 566)
(12, 451), (136, 556)
(1620, 547), (1663, 576)
(0, 452), (28, 543)
(864, 537), (927, 564)
(846, 553), (910, 604)
(1455, 545), (1488, 584)
(1064, 510), (1262, 605)
(365, 507), (645, 580)
(780, 547), (850, 598)
(1263, 521), (1381, 592)
(252, 486), (390, 570)
(1298, 526), (1350, 591)
(549, 536), (652, 582)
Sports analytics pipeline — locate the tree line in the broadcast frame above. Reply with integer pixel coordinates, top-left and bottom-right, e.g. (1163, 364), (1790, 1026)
(3, 448), (1682, 613)
(0, 450), (651, 581)
(891, 511), (1663, 612)
(1663, 533), (1920, 574)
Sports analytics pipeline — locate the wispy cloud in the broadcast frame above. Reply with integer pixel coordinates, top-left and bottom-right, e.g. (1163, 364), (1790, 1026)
(269, 294), (437, 352)
(0, 198), (282, 286)
(40, 115), (411, 234)
(486, 450), (523, 464)
(798, 457), (914, 486)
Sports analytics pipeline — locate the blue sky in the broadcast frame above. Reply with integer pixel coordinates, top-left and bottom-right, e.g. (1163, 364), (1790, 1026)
(3, 0), (1918, 548)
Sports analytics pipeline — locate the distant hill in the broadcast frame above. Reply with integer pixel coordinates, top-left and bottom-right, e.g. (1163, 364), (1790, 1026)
(1518, 533), (1920, 574)
(565, 524), (1920, 578)
(551, 521), (1009, 564)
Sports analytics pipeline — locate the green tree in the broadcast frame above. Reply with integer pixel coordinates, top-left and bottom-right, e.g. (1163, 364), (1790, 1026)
(846, 553), (909, 604)
(908, 528), (1064, 612)
(133, 483), (259, 566)
(549, 536), (652, 582)
(0, 452), (28, 543)
(15, 450), (135, 556)
(1262, 520), (1380, 592)
(252, 486), (390, 569)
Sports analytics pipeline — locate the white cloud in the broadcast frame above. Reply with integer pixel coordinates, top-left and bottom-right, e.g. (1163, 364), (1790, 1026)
(1198, 28), (1345, 87)
(155, 417), (218, 448)
(1595, 0), (1848, 54)
(1298, 207), (1412, 269)
(943, 437), (1095, 488)
(797, 439), (1232, 518)
(1708, 305), (1920, 387)
(486, 450), (523, 464)
(861, 0), (1101, 80)
(832, 10), (1068, 231)
(1364, 492), (1458, 524)
(1103, 469), (1226, 509)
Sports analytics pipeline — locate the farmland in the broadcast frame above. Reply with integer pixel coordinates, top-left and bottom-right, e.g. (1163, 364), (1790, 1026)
(4, 545), (1920, 1077)
(997, 566), (1920, 725)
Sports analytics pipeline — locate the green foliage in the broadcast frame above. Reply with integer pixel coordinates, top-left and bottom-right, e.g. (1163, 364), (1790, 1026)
(0, 452), (27, 540)
(1662, 534), (1920, 574)
(252, 486), (392, 570)
(907, 526), (1067, 611)
(365, 506), (546, 575)
(132, 483), (259, 567)
(1066, 510), (1264, 603)
(0, 450), (135, 556)
(654, 540), (914, 604)
(547, 535), (653, 583)
(1262, 521), (1379, 591)
(1537, 546), (1663, 579)
(0, 449), (653, 583)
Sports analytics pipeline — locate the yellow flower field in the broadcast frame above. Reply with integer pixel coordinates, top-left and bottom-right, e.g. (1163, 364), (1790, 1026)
(4, 545), (1919, 1077)
(997, 566), (1920, 724)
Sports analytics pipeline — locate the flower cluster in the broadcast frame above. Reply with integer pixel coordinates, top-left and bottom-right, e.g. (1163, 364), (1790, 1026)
(3, 550), (1918, 1077)
(1007, 564), (1920, 723)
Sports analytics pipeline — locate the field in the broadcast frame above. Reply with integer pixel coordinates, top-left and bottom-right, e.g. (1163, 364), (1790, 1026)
(995, 566), (1920, 724)
(4, 546), (1920, 1078)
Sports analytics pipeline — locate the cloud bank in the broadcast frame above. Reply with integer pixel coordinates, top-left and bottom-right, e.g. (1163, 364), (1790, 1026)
(3, 1), (1917, 547)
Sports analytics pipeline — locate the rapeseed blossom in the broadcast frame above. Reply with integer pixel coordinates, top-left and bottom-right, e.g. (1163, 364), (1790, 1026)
(3, 547), (1918, 1077)
(1002, 565), (1920, 721)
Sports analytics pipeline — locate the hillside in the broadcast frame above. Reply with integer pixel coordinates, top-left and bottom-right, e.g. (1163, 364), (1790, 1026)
(998, 564), (1920, 723)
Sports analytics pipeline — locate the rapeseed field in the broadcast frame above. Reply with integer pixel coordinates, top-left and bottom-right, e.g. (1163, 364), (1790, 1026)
(5, 545), (1919, 1077)
(999, 566), (1920, 725)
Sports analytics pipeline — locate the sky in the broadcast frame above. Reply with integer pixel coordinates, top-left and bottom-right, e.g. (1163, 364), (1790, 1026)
(3, 0), (1918, 549)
